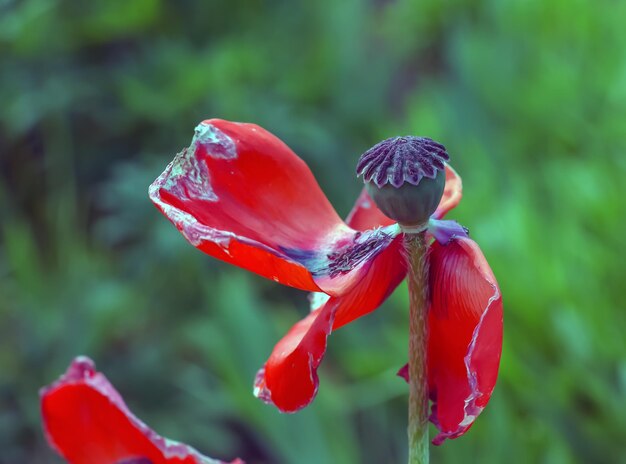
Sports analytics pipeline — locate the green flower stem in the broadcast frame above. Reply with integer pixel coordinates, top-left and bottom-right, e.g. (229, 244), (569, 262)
(406, 231), (429, 464)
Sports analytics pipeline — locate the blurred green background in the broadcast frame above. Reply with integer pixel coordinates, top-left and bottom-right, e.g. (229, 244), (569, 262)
(1, 0), (626, 463)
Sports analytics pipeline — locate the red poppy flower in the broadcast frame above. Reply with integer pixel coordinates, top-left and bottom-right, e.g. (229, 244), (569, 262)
(149, 119), (502, 444)
(40, 356), (243, 464)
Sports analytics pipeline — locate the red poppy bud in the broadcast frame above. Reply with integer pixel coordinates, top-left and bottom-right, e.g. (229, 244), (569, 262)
(356, 136), (449, 227)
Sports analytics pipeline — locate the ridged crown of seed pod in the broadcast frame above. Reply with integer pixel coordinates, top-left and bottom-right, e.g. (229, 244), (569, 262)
(356, 136), (449, 227)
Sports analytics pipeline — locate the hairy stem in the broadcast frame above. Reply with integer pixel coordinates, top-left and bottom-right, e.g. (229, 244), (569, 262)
(406, 231), (429, 464)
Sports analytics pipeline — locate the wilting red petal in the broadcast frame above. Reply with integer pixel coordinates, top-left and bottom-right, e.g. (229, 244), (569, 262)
(431, 165), (462, 220)
(427, 237), (502, 444)
(41, 357), (243, 464)
(254, 234), (406, 412)
(150, 119), (397, 297)
(253, 304), (335, 413)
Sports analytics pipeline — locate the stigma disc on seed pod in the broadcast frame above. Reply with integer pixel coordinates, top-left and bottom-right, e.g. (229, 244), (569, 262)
(356, 135), (449, 228)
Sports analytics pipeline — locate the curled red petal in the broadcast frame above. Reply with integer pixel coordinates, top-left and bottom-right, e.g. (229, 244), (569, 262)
(253, 304), (335, 413)
(427, 237), (502, 444)
(41, 356), (243, 464)
(254, 235), (406, 412)
(431, 165), (462, 220)
(149, 119), (397, 296)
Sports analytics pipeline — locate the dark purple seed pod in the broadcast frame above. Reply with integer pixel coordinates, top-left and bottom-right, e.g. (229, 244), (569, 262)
(356, 136), (449, 227)
(357, 136), (448, 188)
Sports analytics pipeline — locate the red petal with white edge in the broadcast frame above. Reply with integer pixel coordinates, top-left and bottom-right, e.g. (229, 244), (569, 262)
(41, 357), (243, 464)
(428, 237), (502, 445)
(150, 119), (398, 296)
(431, 165), (462, 220)
(254, 234), (406, 412)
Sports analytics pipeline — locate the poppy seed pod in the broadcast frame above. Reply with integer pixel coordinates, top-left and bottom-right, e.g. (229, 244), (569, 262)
(356, 136), (449, 228)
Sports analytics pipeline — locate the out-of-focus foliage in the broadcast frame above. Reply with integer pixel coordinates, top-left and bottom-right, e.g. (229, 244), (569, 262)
(1, 0), (625, 462)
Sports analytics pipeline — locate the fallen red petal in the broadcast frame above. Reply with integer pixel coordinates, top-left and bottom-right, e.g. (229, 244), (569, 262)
(41, 356), (243, 464)
(427, 237), (502, 444)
